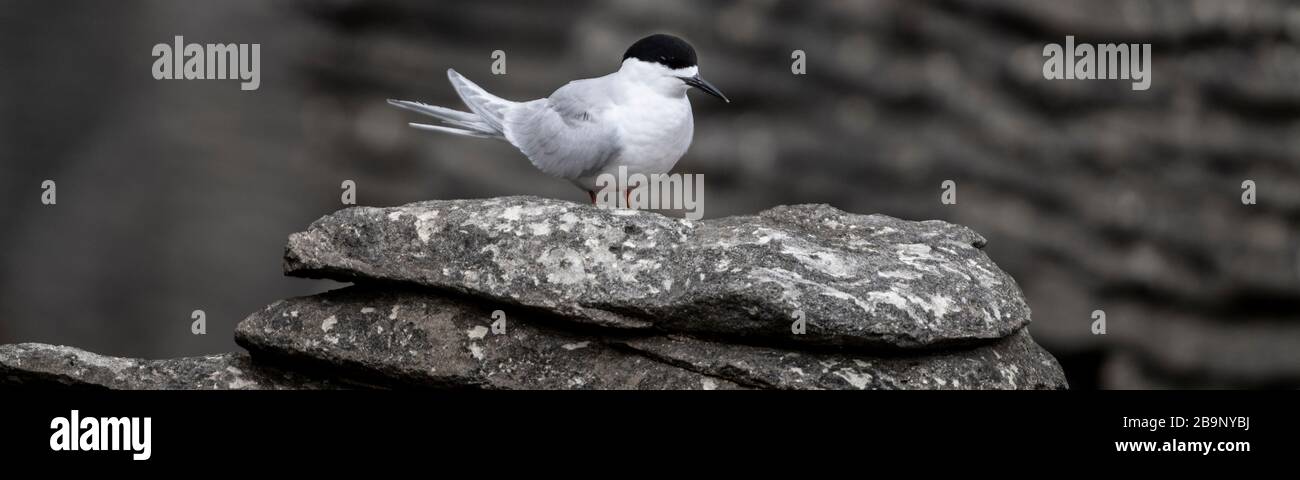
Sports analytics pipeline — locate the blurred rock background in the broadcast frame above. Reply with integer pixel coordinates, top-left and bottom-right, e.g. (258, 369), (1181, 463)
(2, 0), (1298, 389)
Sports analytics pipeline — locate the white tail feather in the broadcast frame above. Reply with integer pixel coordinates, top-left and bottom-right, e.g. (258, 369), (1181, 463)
(408, 123), (497, 138)
(387, 85), (508, 139)
(445, 69), (512, 133)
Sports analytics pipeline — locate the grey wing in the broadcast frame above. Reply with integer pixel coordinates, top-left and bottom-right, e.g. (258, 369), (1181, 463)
(501, 81), (620, 181)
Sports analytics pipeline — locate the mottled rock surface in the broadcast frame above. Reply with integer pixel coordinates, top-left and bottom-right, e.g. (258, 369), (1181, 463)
(235, 286), (742, 390)
(235, 287), (1062, 390)
(621, 330), (1065, 390)
(285, 196), (1030, 349)
(0, 343), (335, 390)
(2, 195), (1066, 390)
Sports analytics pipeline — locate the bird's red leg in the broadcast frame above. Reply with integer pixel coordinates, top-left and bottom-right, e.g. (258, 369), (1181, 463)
(588, 190), (597, 205)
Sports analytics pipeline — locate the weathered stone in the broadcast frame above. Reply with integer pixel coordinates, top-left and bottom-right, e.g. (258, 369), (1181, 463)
(0, 343), (336, 390)
(621, 330), (1067, 390)
(235, 286), (744, 390)
(234, 286), (1064, 390)
(284, 196), (1030, 349)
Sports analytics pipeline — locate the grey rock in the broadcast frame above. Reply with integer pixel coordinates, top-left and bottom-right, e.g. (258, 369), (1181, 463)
(235, 286), (744, 390)
(0, 343), (336, 390)
(284, 196), (1029, 349)
(235, 286), (1063, 390)
(621, 329), (1066, 390)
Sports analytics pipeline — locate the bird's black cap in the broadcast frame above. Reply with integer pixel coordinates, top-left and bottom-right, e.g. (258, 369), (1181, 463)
(623, 34), (698, 70)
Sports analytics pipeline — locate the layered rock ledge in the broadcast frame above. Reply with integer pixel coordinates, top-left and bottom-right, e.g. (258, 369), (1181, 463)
(0, 343), (335, 390)
(285, 197), (1029, 349)
(2, 197), (1067, 390)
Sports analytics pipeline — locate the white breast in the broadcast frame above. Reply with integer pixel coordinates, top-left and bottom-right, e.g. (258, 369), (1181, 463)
(575, 93), (693, 191)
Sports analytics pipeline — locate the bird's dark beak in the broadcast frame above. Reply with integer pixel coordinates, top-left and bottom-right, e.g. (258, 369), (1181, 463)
(683, 75), (729, 103)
